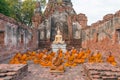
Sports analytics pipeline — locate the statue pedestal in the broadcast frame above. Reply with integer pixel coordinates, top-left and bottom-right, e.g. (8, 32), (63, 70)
(51, 43), (67, 53)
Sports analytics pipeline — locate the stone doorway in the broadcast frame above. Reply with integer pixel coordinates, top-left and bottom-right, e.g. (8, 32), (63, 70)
(0, 31), (4, 46)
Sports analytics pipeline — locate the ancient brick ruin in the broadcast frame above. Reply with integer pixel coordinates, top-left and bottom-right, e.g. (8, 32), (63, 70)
(83, 63), (120, 80)
(32, 0), (87, 49)
(0, 13), (38, 62)
(0, 0), (120, 79)
(0, 64), (28, 80)
(0, 0), (119, 61)
(81, 10), (120, 58)
(31, 0), (120, 56)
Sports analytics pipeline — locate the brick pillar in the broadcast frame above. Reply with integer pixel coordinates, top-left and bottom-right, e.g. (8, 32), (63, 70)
(67, 16), (72, 43)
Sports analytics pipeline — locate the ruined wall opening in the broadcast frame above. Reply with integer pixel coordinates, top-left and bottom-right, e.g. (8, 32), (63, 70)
(50, 17), (56, 41)
(21, 34), (24, 44)
(95, 33), (99, 42)
(0, 31), (4, 46)
(117, 29), (120, 44)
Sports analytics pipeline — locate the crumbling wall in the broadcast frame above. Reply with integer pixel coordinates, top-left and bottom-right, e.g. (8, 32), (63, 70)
(0, 14), (36, 50)
(81, 10), (120, 57)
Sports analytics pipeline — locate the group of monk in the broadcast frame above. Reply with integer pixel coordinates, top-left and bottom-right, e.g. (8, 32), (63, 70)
(9, 47), (117, 72)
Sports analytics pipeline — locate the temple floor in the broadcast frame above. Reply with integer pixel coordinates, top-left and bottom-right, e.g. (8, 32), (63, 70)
(21, 63), (87, 80)
(1, 59), (120, 80)
(1, 49), (120, 80)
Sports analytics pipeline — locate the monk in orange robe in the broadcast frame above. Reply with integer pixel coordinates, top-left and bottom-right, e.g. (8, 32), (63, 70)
(49, 51), (55, 58)
(9, 52), (27, 64)
(106, 52), (117, 66)
(88, 53), (95, 63)
(86, 48), (91, 54)
(64, 52), (77, 67)
(9, 52), (22, 64)
(39, 54), (52, 67)
(21, 54), (27, 61)
(85, 48), (91, 58)
(74, 49), (86, 64)
(27, 51), (36, 60)
(94, 51), (102, 63)
(14, 52), (22, 59)
(50, 54), (65, 72)
(9, 58), (21, 64)
(71, 47), (77, 55)
(64, 50), (70, 59)
(39, 52), (45, 58)
(58, 49), (63, 58)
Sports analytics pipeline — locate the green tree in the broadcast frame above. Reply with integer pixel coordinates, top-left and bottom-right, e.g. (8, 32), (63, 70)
(5, 0), (18, 18)
(0, 0), (10, 16)
(4, 0), (46, 26)
(19, 0), (36, 26)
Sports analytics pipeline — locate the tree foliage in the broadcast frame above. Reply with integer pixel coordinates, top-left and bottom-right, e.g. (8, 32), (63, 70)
(18, 0), (36, 26)
(5, 0), (36, 26)
(0, 0), (10, 16)
(0, 0), (46, 26)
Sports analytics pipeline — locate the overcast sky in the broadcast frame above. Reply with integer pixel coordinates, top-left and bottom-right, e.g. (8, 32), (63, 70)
(71, 0), (120, 25)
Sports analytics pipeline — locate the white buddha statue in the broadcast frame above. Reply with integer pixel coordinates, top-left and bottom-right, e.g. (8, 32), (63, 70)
(53, 26), (64, 44)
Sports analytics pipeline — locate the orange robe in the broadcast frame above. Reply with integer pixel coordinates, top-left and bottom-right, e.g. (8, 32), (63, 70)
(64, 55), (77, 67)
(74, 51), (86, 64)
(64, 51), (70, 59)
(50, 57), (64, 71)
(107, 55), (117, 66)
(39, 55), (52, 67)
(89, 55), (95, 63)
(94, 53), (102, 63)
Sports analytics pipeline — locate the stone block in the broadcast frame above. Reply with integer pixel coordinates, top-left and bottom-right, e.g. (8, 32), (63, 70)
(0, 64), (28, 80)
(83, 63), (120, 80)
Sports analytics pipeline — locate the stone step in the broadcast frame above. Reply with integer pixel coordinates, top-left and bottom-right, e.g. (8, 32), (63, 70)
(83, 63), (120, 80)
(0, 64), (28, 80)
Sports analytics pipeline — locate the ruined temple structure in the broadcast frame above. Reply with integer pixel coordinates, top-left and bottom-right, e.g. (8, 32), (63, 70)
(1, 0), (120, 57)
(32, 0), (120, 52)
(32, 0), (88, 49)
(81, 10), (120, 57)
(0, 13), (38, 61)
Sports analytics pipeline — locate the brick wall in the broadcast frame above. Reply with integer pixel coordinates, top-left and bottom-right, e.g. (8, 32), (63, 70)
(81, 10), (120, 57)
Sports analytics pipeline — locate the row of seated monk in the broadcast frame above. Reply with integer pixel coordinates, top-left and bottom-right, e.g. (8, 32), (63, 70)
(9, 47), (117, 72)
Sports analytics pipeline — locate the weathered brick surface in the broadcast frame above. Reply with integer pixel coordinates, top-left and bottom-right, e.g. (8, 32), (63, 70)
(0, 64), (28, 80)
(83, 63), (120, 80)
(0, 13), (39, 63)
(81, 10), (120, 58)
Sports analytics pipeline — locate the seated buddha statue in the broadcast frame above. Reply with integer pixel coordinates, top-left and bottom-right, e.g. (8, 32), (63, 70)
(53, 26), (64, 44)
